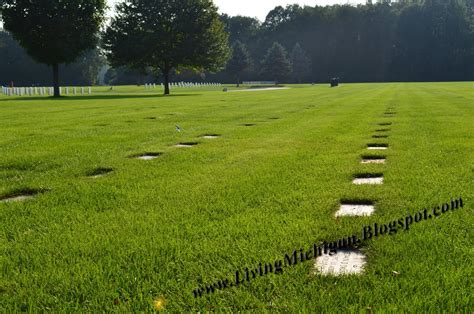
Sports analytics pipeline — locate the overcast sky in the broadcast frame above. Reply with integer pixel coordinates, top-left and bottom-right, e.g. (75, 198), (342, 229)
(108, 1), (365, 21)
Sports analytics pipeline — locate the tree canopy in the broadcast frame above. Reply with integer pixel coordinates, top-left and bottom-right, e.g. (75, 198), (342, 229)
(290, 43), (312, 83)
(209, 0), (474, 84)
(0, 31), (106, 86)
(226, 41), (252, 87)
(260, 42), (292, 84)
(104, 0), (230, 95)
(0, 0), (106, 96)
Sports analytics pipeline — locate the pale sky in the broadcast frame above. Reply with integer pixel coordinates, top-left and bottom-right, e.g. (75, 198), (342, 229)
(108, 1), (365, 21)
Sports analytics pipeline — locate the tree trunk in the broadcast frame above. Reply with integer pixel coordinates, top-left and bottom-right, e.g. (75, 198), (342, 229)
(236, 74), (240, 88)
(163, 69), (170, 95)
(53, 63), (60, 97)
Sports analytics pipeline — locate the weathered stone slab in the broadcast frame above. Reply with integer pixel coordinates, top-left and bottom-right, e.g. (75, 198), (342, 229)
(336, 203), (375, 217)
(314, 249), (367, 275)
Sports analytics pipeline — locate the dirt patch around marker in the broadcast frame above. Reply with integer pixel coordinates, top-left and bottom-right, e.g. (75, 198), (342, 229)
(314, 249), (367, 275)
(354, 173), (384, 178)
(87, 167), (114, 178)
(130, 152), (163, 160)
(372, 135), (389, 138)
(378, 122), (392, 126)
(145, 117), (157, 120)
(240, 123), (256, 127)
(340, 199), (374, 205)
(268, 117), (280, 120)
(0, 188), (45, 203)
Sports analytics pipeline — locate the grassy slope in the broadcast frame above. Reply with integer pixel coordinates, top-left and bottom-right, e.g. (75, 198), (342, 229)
(0, 83), (472, 312)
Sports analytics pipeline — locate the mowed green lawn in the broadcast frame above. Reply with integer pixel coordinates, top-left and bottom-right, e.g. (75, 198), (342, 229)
(0, 83), (472, 312)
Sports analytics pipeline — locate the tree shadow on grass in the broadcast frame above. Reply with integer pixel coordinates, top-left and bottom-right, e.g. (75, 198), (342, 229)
(0, 93), (201, 102)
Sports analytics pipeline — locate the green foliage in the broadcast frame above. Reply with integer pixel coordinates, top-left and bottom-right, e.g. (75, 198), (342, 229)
(104, 0), (230, 95)
(104, 66), (153, 86)
(0, 31), (106, 86)
(0, 0), (106, 95)
(221, 14), (260, 44)
(290, 43), (312, 83)
(1, 0), (105, 66)
(217, 1), (474, 83)
(226, 41), (252, 86)
(260, 42), (292, 84)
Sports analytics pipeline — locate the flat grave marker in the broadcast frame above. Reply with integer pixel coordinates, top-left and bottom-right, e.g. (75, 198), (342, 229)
(131, 152), (163, 160)
(361, 156), (386, 164)
(336, 201), (375, 217)
(201, 134), (220, 139)
(314, 249), (367, 275)
(0, 189), (43, 203)
(352, 174), (384, 185)
(367, 143), (389, 150)
(175, 142), (199, 148)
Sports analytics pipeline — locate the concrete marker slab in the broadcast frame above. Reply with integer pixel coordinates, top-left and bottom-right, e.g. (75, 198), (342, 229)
(336, 200), (375, 217)
(314, 249), (367, 275)
(361, 158), (386, 164)
(353, 176), (384, 185)
(201, 134), (220, 139)
(175, 142), (199, 148)
(131, 152), (163, 160)
(367, 143), (388, 150)
(0, 189), (44, 203)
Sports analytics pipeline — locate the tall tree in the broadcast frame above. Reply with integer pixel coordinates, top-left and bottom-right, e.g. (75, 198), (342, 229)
(226, 41), (252, 87)
(0, 0), (106, 97)
(104, 0), (230, 95)
(260, 42), (292, 84)
(220, 15), (260, 44)
(290, 43), (312, 83)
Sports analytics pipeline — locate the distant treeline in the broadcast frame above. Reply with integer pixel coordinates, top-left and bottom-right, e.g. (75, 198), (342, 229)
(214, 0), (474, 83)
(1, 0), (473, 85)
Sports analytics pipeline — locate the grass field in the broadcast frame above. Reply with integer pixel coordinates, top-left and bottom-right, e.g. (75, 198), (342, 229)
(0, 83), (472, 312)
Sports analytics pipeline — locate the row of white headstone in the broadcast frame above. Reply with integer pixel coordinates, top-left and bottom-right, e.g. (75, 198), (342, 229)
(144, 82), (222, 89)
(1, 86), (92, 97)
